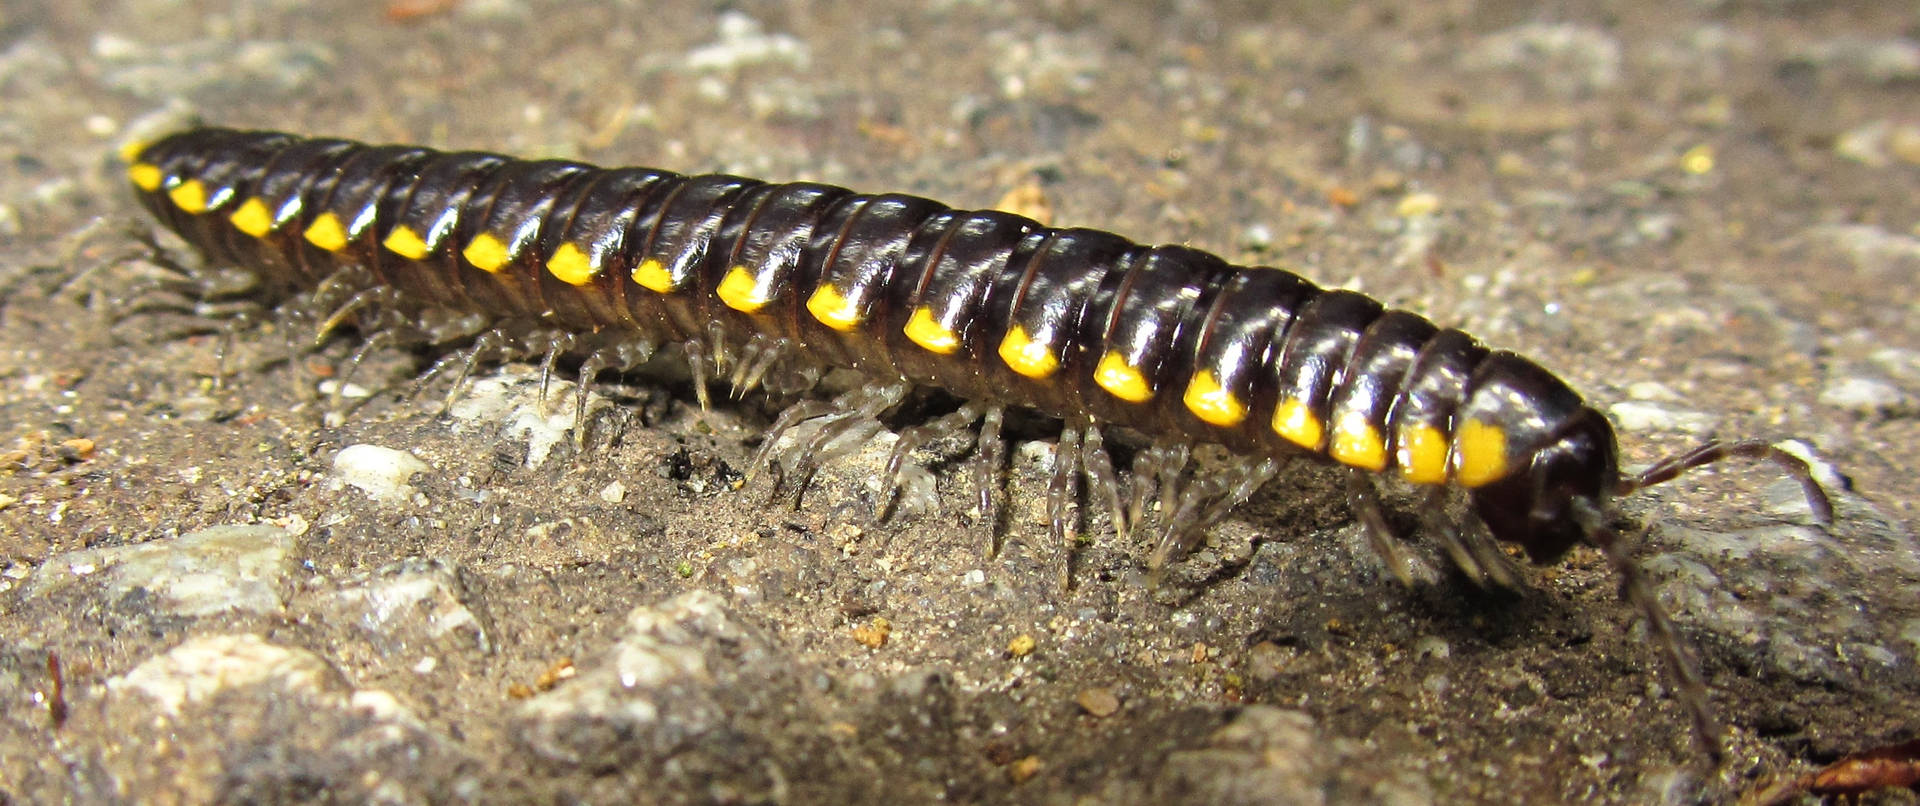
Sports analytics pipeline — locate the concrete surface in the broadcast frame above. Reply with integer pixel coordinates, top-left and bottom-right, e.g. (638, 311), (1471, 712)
(1, 1), (1917, 803)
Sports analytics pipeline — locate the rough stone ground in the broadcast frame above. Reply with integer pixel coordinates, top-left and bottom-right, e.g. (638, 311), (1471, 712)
(2, 1), (1918, 803)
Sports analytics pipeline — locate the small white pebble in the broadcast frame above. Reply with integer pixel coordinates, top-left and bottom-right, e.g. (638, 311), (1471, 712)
(1625, 381), (1680, 402)
(333, 444), (430, 503)
(1819, 375), (1905, 416)
(599, 480), (627, 504)
(315, 379), (371, 399)
(1608, 400), (1718, 435)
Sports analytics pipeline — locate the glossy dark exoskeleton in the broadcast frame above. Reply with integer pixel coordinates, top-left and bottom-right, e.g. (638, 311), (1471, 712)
(127, 127), (1836, 761)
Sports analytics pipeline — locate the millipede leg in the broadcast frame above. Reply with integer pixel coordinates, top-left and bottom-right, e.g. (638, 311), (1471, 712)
(279, 301), (317, 398)
(1196, 457), (1279, 527)
(1624, 439), (1835, 523)
(750, 382), (907, 496)
(784, 414), (873, 505)
(572, 354), (607, 448)
(331, 328), (396, 410)
(704, 320), (733, 374)
(51, 216), (167, 300)
(572, 339), (656, 449)
(1128, 444), (1186, 537)
(1347, 471), (1416, 586)
(531, 331), (576, 411)
(727, 336), (763, 397)
(1154, 443), (1192, 533)
(972, 406), (1006, 555)
(1146, 474), (1217, 580)
(1416, 488), (1495, 587)
(108, 284), (195, 320)
(780, 416), (862, 509)
(1127, 448), (1159, 537)
(1456, 506), (1519, 589)
(878, 402), (985, 521)
(315, 286), (401, 346)
(683, 338), (714, 412)
(450, 330), (517, 411)
(189, 299), (271, 320)
(727, 334), (789, 400)
(1573, 498), (1725, 765)
(748, 399), (836, 483)
(411, 328), (509, 413)
(60, 223), (238, 328)
(1081, 426), (1126, 539)
(210, 308), (264, 391)
(305, 269), (365, 315)
(1048, 423), (1084, 590)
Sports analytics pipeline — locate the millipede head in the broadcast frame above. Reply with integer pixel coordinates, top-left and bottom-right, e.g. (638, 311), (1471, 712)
(1469, 409), (1620, 565)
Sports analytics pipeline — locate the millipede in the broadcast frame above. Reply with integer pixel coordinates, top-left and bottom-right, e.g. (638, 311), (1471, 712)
(123, 126), (1838, 761)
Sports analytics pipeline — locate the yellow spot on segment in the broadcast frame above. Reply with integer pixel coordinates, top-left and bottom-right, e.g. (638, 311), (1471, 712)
(1181, 369), (1246, 426)
(168, 179), (209, 213)
(903, 307), (961, 355)
(303, 212), (349, 252)
(1396, 424), (1449, 485)
(1093, 351), (1153, 403)
(1329, 411), (1387, 471)
(997, 325), (1058, 379)
(545, 242), (597, 285)
(1455, 419), (1509, 487)
(633, 259), (676, 293)
(229, 198), (275, 238)
(128, 163), (164, 192)
(462, 233), (512, 272)
(1272, 398), (1324, 450)
(383, 225), (431, 260)
(806, 285), (862, 331)
(118, 140), (150, 164)
(716, 266), (769, 312)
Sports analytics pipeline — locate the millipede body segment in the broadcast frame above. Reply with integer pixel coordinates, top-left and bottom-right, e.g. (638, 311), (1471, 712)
(125, 127), (1836, 760)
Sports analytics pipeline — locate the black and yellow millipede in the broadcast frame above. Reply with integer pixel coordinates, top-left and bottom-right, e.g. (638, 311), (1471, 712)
(124, 126), (1838, 760)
